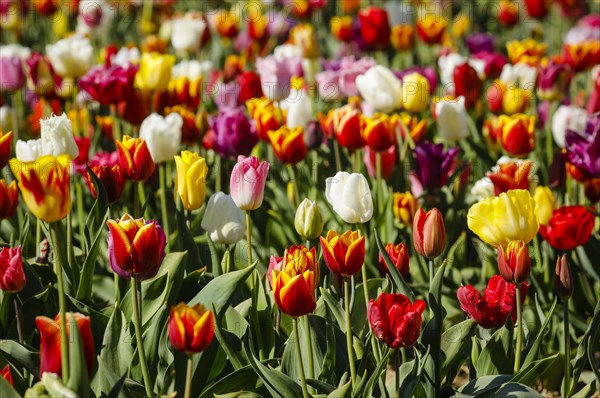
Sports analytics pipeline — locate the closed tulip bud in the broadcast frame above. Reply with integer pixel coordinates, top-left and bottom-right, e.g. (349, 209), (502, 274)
(1, 365), (12, 386)
(9, 155), (71, 223)
(498, 240), (530, 284)
(0, 246), (25, 293)
(168, 302), (214, 354)
(325, 171), (373, 224)
(320, 230), (365, 277)
(85, 164), (126, 204)
(379, 243), (410, 278)
(0, 180), (18, 220)
(393, 191), (418, 227)
(533, 186), (555, 225)
(330, 105), (365, 151)
(272, 245), (319, 317)
(36, 313), (95, 377)
(174, 151), (208, 211)
(413, 208), (446, 259)
(435, 96), (468, 142)
(107, 214), (166, 281)
(0, 130), (12, 168)
(401, 72), (430, 113)
(267, 126), (308, 165)
(115, 136), (156, 182)
(554, 255), (573, 299)
(295, 199), (324, 240)
(136, 52), (176, 93)
(230, 156), (270, 211)
(201, 192), (246, 245)
(453, 63), (482, 109)
(368, 293), (426, 348)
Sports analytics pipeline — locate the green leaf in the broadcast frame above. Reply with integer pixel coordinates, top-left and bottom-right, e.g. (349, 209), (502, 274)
(572, 300), (600, 395)
(198, 364), (266, 398)
(457, 375), (544, 397)
(0, 340), (39, 377)
(373, 229), (415, 301)
(176, 202), (202, 272)
(512, 354), (559, 387)
(66, 314), (91, 398)
(326, 381), (352, 397)
(358, 348), (392, 398)
(521, 296), (557, 369)
(457, 375), (513, 396)
(441, 319), (476, 380)
(0, 374), (20, 398)
(213, 304), (249, 370)
(214, 393), (264, 398)
(475, 320), (514, 376)
(318, 288), (345, 330)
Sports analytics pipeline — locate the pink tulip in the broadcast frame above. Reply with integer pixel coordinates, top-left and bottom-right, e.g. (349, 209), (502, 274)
(230, 156), (270, 211)
(0, 246), (26, 293)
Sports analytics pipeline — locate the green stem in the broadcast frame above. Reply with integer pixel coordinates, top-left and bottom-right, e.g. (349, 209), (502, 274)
(376, 151), (382, 214)
(159, 164), (171, 251)
(67, 212), (76, 288)
(245, 211), (252, 267)
(131, 278), (153, 397)
(214, 155), (221, 194)
(304, 315), (315, 391)
(395, 349), (401, 398)
(76, 183), (85, 246)
(344, 277), (357, 388)
(563, 299), (571, 398)
(49, 222), (69, 383)
(110, 105), (122, 141)
(13, 297), (28, 383)
(36, 218), (41, 258)
(514, 282), (523, 374)
(293, 318), (310, 398)
(333, 140), (342, 172)
(183, 355), (193, 398)
(429, 259), (434, 287)
(287, 164), (300, 208)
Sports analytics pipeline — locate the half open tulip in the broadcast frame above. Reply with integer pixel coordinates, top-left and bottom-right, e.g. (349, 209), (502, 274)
(368, 293), (426, 348)
(497, 240), (531, 284)
(487, 160), (533, 195)
(539, 206), (595, 251)
(272, 245), (319, 317)
(0, 130), (12, 168)
(267, 126), (307, 165)
(320, 230), (365, 277)
(467, 189), (539, 248)
(0, 246), (25, 293)
(135, 52), (176, 93)
(413, 208), (446, 259)
(230, 156), (270, 211)
(36, 312), (95, 377)
(107, 214), (166, 281)
(393, 191), (418, 227)
(85, 164), (126, 204)
(115, 136), (156, 182)
(174, 151), (208, 211)
(168, 302), (214, 354)
(0, 365), (12, 386)
(9, 155), (71, 223)
(379, 243), (410, 278)
(0, 180), (18, 220)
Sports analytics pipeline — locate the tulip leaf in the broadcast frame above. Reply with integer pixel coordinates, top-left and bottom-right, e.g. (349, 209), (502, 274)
(457, 375), (544, 397)
(575, 238), (600, 283)
(66, 313), (91, 398)
(0, 340), (39, 377)
(0, 374), (20, 398)
(199, 363), (272, 398)
(326, 380), (352, 397)
(441, 319), (476, 381)
(511, 353), (559, 386)
(213, 304), (249, 370)
(189, 261), (256, 318)
(475, 319), (514, 377)
(358, 347), (392, 398)
(176, 201), (202, 272)
(318, 288), (346, 331)
(521, 296), (557, 369)
(373, 228), (415, 301)
(214, 392), (264, 398)
(572, 300), (600, 395)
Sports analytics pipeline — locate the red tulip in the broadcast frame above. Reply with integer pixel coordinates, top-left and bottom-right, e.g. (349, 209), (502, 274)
(36, 313), (95, 377)
(539, 206), (595, 251)
(498, 0), (519, 26)
(523, 0), (549, 19)
(78, 64), (139, 106)
(320, 230), (365, 277)
(554, 255), (573, 299)
(453, 63), (483, 109)
(0, 180), (18, 220)
(364, 145), (396, 180)
(413, 208), (446, 259)
(85, 164), (126, 203)
(0, 130), (12, 169)
(168, 302), (215, 354)
(115, 136), (156, 182)
(487, 160), (533, 196)
(497, 240), (531, 284)
(378, 242), (410, 278)
(0, 246), (25, 293)
(368, 292), (426, 348)
(358, 6), (391, 49)
(1, 365), (12, 386)
(457, 275), (529, 329)
(237, 71), (263, 104)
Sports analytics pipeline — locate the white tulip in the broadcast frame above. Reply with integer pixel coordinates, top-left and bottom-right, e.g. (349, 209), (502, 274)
(46, 35), (94, 78)
(171, 15), (206, 53)
(172, 59), (213, 80)
(499, 63), (538, 91)
(470, 178), (494, 202)
(16, 113), (79, 161)
(16, 139), (44, 162)
(111, 47), (141, 67)
(139, 113), (183, 164)
(356, 65), (402, 113)
(282, 88), (313, 130)
(325, 171), (373, 224)
(201, 192), (246, 245)
(0, 44), (31, 59)
(551, 105), (588, 148)
(435, 96), (468, 141)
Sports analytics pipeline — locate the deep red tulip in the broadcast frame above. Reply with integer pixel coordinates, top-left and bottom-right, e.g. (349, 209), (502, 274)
(368, 292), (426, 348)
(523, 0), (549, 19)
(0, 246), (25, 293)
(78, 64), (139, 106)
(358, 6), (391, 49)
(539, 206), (595, 251)
(453, 63), (483, 109)
(85, 164), (126, 203)
(237, 71), (264, 103)
(1, 365), (12, 386)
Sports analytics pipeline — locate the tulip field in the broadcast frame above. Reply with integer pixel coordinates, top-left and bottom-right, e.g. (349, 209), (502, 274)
(2, 0), (600, 397)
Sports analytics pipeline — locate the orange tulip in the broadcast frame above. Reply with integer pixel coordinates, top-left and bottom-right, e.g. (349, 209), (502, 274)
(272, 245), (319, 317)
(85, 164), (126, 204)
(115, 136), (156, 182)
(0, 130), (12, 169)
(398, 113), (427, 142)
(487, 160), (533, 195)
(391, 25), (414, 51)
(0, 180), (18, 220)
(267, 126), (308, 165)
(413, 208), (446, 259)
(331, 16), (354, 42)
(168, 302), (215, 354)
(320, 230), (366, 277)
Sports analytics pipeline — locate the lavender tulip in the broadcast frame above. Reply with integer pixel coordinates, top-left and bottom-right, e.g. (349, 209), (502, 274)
(465, 32), (495, 54)
(410, 141), (460, 196)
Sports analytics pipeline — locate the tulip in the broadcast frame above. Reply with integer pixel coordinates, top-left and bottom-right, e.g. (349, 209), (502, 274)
(584, 178), (600, 203)
(272, 245), (319, 317)
(255, 55), (296, 101)
(237, 71), (263, 103)
(136, 52), (176, 93)
(360, 113), (396, 152)
(564, 114), (600, 178)
(0, 45), (27, 92)
(453, 63), (482, 109)
(213, 9), (239, 39)
(16, 113), (79, 162)
(398, 113), (428, 142)
(0, 365), (12, 386)
(416, 14), (447, 45)
(393, 191), (418, 227)
(139, 113), (183, 164)
(85, 164), (126, 204)
(563, 44), (600, 73)
(46, 35), (94, 78)
(487, 160), (533, 196)
(413, 208), (446, 259)
(551, 105), (588, 148)
(465, 33), (495, 54)
(0, 130), (12, 169)
(174, 151), (208, 211)
(325, 171), (373, 224)
(410, 142), (459, 196)
(379, 243), (410, 278)
(320, 230), (365, 277)
(537, 61), (572, 102)
(209, 107), (258, 158)
(282, 90), (313, 132)
(115, 136), (156, 182)
(523, 0), (549, 19)
(357, 6), (391, 49)
(0, 180), (18, 220)
(201, 192), (246, 245)
(498, 0), (519, 26)
(316, 70), (343, 102)
(540, 206), (595, 251)
(246, 98), (285, 141)
(457, 275), (529, 329)
(506, 39), (547, 65)
(107, 214), (166, 281)
(25, 52), (57, 98)
(0, 246), (25, 293)
(533, 186), (555, 226)
(171, 13), (207, 53)
(368, 293), (426, 348)
(364, 145), (396, 180)
(400, 72), (430, 113)
(391, 25), (414, 51)
(36, 312), (95, 377)
(289, 23), (319, 58)
(499, 114), (536, 158)
(9, 155), (71, 223)
(497, 240), (530, 284)
(435, 96), (468, 142)
(472, 52), (507, 80)
(294, 198), (324, 240)
(338, 57), (377, 98)
(356, 65), (403, 113)
(230, 156), (270, 211)
(467, 189), (539, 248)
(328, 105), (365, 151)
(554, 255), (573, 299)
(168, 302), (214, 354)
(78, 64), (138, 106)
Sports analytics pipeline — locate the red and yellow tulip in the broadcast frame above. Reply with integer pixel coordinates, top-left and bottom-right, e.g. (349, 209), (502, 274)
(267, 126), (308, 165)
(168, 302), (215, 354)
(115, 136), (156, 182)
(0, 130), (12, 169)
(0, 180), (18, 220)
(320, 230), (365, 277)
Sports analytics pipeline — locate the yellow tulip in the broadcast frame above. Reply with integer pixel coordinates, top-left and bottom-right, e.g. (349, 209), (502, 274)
(135, 52), (176, 93)
(401, 72), (430, 113)
(467, 189), (539, 248)
(174, 151), (208, 211)
(533, 186), (555, 226)
(9, 155), (72, 222)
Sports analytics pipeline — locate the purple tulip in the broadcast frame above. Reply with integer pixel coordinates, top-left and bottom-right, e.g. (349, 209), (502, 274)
(410, 141), (460, 196)
(78, 64), (138, 105)
(210, 107), (258, 159)
(0, 55), (25, 91)
(537, 60), (572, 101)
(564, 113), (600, 178)
(465, 33), (495, 54)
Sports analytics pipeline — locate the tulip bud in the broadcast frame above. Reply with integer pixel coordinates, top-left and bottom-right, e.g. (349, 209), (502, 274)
(413, 208), (446, 259)
(554, 255), (573, 299)
(201, 192), (246, 245)
(174, 151), (208, 211)
(379, 243), (410, 277)
(230, 156), (270, 211)
(401, 72), (430, 113)
(1, 365), (12, 386)
(0, 246), (25, 293)
(295, 199), (324, 240)
(115, 136), (156, 182)
(168, 302), (214, 354)
(498, 240), (531, 284)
